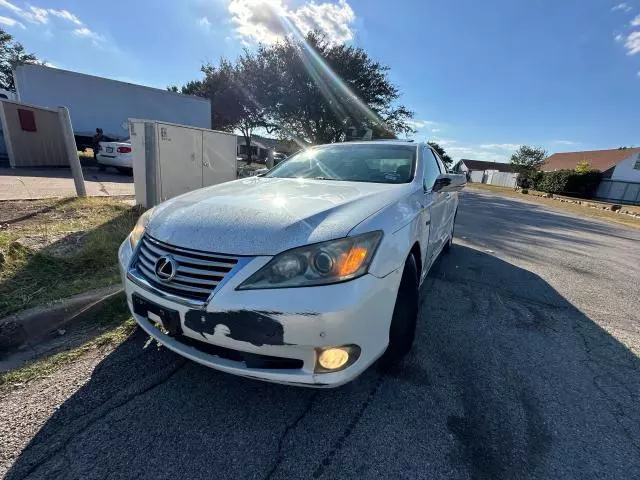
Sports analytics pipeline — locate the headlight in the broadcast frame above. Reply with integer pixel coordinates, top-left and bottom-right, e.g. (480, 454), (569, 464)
(129, 207), (155, 249)
(238, 231), (383, 290)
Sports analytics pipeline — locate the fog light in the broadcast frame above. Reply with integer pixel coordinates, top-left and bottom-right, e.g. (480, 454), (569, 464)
(315, 345), (360, 373)
(318, 348), (349, 370)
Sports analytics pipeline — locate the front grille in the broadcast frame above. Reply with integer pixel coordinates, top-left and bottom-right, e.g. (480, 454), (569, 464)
(134, 235), (239, 301)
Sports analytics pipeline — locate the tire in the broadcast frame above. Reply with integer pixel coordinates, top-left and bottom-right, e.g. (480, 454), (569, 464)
(443, 210), (457, 253)
(98, 163), (106, 172)
(116, 167), (133, 176)
(377, 253), (420, 371)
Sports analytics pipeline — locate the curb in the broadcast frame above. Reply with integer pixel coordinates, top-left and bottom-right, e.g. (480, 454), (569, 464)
(0, 285), (124, 350)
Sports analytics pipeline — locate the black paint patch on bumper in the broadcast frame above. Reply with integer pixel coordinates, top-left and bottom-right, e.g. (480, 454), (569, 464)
(184, 310), (286, 346)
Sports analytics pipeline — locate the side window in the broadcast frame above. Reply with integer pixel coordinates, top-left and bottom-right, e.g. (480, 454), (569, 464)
(423, 148), (441, 191)
(432, 150), (448, 173)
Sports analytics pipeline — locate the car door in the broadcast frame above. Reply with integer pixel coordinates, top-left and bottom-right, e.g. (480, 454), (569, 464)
(432, 150), (456, 227)
(422, 147), (448, 269)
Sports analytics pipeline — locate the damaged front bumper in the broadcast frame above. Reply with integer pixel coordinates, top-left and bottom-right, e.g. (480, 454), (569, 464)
(118, 239), (402, 387)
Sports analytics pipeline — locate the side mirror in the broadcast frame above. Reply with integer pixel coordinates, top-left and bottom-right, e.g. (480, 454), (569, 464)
(432, 173), (466, 193)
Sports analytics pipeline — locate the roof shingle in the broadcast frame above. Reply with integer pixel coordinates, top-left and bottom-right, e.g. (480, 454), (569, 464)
(460, 159), (514, 173)
(542, 148), (640, 172)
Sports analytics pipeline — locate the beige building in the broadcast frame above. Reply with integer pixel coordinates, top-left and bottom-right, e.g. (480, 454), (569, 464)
(0, 99), (69, 168)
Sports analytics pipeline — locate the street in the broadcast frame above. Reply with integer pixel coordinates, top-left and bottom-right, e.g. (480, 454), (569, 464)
(3, 189), (640, 479)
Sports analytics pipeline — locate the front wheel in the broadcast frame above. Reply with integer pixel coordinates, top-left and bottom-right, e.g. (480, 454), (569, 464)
(377, 253), (419, 371)
(443, 210), (457, 253)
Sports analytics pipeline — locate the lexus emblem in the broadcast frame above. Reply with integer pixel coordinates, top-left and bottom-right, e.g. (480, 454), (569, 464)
(154, 255), (177, 282)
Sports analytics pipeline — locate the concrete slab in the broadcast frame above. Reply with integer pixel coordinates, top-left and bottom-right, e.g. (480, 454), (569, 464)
(0, 167), (134, 200)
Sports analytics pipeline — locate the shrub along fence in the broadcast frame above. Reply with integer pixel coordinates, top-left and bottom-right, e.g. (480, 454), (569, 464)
(533, 170), (602, 198)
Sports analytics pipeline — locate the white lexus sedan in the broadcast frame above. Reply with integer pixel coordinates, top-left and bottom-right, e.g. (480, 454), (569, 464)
(118, 141), (465, 387)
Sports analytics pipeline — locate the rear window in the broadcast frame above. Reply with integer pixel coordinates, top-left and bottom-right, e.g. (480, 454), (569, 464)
(265, 144), (416, 184)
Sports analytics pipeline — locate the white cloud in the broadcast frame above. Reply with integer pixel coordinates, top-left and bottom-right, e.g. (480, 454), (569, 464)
(553, 140), (580, 146)
(479, 143), (521, 151)
(47, 9), (82, 26)
(0, 14), (23, 28)
(625, 31), (640, 54)
(21, 6), (48, 24)
(406, 119), (440, 130)
(632, 15), (640, 26)
(199, 16), (211, 30)
(406, 119), (426, 129)
(0, 2), (86, 28)
(289, 0), (355, 44)
(73, 27), (105, 45)
(612, 3), (633, 13)
(228, 0), (355, 45)
(615, 33), (624, 42)
(0, 0), (20, 14)
(431, 128), (441, 133)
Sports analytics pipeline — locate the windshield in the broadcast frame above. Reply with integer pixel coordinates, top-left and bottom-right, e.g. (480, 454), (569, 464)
(265, 144), (416, 184)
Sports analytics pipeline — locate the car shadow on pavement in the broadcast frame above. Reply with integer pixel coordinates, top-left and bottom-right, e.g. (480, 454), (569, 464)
(5, 245), (640, 480)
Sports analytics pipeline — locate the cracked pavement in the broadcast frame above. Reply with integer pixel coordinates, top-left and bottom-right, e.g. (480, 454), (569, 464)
(2, 189), (640, 479)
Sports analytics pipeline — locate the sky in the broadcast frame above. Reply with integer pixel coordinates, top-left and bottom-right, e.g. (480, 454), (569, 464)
(0, 0), (639, 162)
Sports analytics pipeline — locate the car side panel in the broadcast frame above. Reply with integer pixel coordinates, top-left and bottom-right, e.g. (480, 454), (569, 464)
(350, 187), (425, 279)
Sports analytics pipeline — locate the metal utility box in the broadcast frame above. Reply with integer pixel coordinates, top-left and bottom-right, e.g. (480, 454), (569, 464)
(130, 120), (237, 207)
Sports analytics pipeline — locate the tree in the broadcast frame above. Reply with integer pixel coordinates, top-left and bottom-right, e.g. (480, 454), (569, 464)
(510, 145), (547, 189)
(427, 141), (453, 166)
(574, 160), (591, 173)
(0, 29), (39, 91)
(263, 32), (414, 144)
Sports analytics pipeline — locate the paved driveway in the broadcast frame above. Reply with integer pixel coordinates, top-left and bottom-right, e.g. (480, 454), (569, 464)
(4, 190), (640, 479)
(0, 167), (134, 200)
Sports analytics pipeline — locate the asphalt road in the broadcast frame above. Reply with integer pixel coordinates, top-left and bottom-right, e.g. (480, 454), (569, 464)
(5, 190), (640, 479)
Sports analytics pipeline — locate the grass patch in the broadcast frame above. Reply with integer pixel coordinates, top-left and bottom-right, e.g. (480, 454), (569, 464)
(0, 295), (136, 392)
(0, 197), (142, 317)
(0, 319), (136, 392)
(467, 183), (640, 230)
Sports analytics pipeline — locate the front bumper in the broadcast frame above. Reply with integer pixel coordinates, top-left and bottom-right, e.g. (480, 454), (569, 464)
(97, 153), (132, 168)
(118, 239), (402, 387)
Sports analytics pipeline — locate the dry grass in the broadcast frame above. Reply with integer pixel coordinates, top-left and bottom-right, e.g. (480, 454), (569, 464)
(0, 296), (136, 392)
(468, 184), (640, 229)
(0, 197), (142, 317)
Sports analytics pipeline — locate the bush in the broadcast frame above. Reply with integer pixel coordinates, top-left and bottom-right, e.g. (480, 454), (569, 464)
(536, 170), (601, 198)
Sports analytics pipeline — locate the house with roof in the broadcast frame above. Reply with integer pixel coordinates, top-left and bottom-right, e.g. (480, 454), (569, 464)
(543, 147), (640, 204)
(543, 147), (640, 182)
(452, 159), (515, 174)
(452, 159), (518, 188)
(236, 135), (300, 162)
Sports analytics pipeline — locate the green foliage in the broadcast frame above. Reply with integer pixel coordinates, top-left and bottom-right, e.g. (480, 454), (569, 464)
(510, 145), (547, 188)
(176, 31), (414, 146)
(535, 170), (602, 198)
(574, 161), (591, 173)
(510, 145), (547, 172)
(0, 29), (39, 91)
(427, 141), (453, 165)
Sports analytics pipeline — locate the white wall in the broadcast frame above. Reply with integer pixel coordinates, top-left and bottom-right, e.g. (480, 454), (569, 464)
(14, 65), (211, 138)
(611, 152), (640, 182)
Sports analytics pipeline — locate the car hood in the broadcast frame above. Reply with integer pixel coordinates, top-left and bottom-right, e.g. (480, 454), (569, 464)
(147, 177), (411, 256)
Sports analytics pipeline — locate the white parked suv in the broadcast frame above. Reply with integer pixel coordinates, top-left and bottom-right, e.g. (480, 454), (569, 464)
(118, 141), (465, 387)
